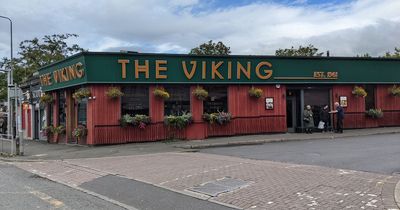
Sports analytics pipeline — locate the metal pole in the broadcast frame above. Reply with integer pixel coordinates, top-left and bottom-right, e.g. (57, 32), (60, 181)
(0, 16), (13, 137)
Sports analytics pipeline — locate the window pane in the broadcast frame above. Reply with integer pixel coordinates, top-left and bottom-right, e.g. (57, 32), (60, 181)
(365, 85), (376, 110)
(58, 91), (66, 126)
(78, 100), (87, 125)
(204, 86), (228, 113)
(121, 86), (149, 115)
(164, 85), (190, 116)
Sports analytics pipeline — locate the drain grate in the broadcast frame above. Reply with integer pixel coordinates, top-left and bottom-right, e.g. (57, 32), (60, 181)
(188, 177), (250, 197)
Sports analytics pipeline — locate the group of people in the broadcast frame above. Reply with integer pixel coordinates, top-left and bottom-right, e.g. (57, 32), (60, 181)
(303, 102), (344, 134)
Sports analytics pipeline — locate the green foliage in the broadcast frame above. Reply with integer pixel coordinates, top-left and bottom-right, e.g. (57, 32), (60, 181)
(119, 114), (151, 129)
(192, 86), (208, 100)
(189, 40), (231, 55)
(39, 94), (53, 104)
(72, 125), (87, 138)
(72, 88), (91, 101)
(42, 125), (55, 137)
(164, 112), (192, 129)
(53, 125), (66, 134)
(356, 53), (372, 58)
(275, 44), (323, 57)
(384, 47), (400, 58)
(203, 112), (232, 125)
(248, 87), (263, 98)
(153, 87), (170, 100)
(352, 86), (367, 97)
(388, 85), (400, 96)
(365, 108), (383, 119)
(106, 87), (124, 99)
(0, 34), (84, 101)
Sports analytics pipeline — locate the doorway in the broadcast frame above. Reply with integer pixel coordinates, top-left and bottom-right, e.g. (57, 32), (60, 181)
(286, 96), (297, 133)
(34, 110), (39, 139)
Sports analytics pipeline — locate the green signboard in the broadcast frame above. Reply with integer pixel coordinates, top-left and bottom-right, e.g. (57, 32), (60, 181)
(39, 52), (400, 91)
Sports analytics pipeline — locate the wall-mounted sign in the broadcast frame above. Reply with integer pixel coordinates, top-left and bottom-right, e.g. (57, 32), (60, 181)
(38, 52), (400, 92)
(340, 96), (348, 107)
(265, 97), (274, 110)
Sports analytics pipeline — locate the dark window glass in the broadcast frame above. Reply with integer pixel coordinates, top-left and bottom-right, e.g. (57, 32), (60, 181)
(58, 91), (66, 126)
(204, 86), (228, 113)
(121, 86), (149, 115)
(77, 100), (87, 125)
(365, 85), (376, 110)
(164, 85), (190, 116)
(48, 104), (53, 126)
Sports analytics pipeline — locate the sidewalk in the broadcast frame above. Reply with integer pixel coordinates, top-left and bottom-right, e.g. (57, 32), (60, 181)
(172, 126), (400, 149)
(1, 126), (400, 161)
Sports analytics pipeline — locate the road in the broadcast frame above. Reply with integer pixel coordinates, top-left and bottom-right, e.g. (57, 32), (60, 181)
(0, 163), (125, 210)
(202, 133), (400, 174)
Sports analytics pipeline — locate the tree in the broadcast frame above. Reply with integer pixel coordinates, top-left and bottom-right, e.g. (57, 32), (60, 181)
(383, 47), (400, 58)
(356, 53), (372, 58)
(275, 44), (324, 57)
(0, 34), (85, 100)
(189, 40), (231, 55)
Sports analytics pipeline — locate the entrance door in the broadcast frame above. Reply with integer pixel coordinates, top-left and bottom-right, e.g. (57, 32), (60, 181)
(286, 96), (297, 132)
(34, 110), (39, 139)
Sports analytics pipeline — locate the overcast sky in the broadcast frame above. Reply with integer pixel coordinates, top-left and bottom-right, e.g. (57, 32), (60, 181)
(0, 0), (400, 59)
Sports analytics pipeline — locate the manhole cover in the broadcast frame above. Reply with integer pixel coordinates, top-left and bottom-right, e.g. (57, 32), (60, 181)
(188, 177), (250, 197)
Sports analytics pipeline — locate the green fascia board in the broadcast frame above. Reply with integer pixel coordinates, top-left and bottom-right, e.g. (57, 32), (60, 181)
(38, 52), (400, 91)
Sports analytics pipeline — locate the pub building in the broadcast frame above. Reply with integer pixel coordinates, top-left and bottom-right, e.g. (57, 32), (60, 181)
(37, 52), (400, 145)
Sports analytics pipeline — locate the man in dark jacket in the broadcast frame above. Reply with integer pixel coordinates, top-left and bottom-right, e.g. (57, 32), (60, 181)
(330, 102), (344, 133)
(319, 105), (330, 132)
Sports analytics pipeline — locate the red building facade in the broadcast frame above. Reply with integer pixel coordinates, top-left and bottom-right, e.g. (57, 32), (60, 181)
(38, 52), (400, 145)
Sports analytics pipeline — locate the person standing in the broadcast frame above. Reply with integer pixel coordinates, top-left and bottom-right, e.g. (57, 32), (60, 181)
(303, 105), (314, 134)
(330, 102), (344, 133)
(319, 105), (330, 132)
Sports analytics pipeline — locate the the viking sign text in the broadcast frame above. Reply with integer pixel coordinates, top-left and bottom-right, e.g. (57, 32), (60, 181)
(117, 59), (273, 80)
(40, 62), (85, 86)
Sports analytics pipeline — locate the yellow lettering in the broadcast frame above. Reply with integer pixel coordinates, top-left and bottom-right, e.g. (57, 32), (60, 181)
(67, 66), (76, 80)
(118, 59), (129, 79)
(75, 62), (84, 78)
(61, 68), (69, 81)
(182, 61), (197, 80)
(227, 61), (232, 80)
(211, 61), (224, 80)
(156, 60), (168, 79)
(135, 60), (149, 79)
(255, 61), (273, 80)
(202, 61), (206, 79)
(237, 61), (251, 79)
(53, 71), (60, 83)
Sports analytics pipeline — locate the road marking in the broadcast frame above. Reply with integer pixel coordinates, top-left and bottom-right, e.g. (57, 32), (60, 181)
(29, 190), (65, 208)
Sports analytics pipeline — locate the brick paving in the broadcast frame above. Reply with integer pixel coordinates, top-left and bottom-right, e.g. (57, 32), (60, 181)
(13, 152), (399, 210)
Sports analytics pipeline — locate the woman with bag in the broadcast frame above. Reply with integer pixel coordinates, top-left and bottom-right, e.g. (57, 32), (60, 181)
(319, 105), (329, 132)
(303, 105), (314, 134)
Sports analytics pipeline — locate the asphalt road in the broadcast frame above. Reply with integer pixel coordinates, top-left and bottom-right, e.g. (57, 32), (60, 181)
(0, 163), (125, 210)
(202, 133), (400, 175)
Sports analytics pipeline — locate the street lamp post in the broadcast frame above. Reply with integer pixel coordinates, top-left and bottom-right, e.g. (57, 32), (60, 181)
(0, 15), (14, 137)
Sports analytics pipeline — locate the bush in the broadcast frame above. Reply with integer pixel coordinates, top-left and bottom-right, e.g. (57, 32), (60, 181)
(119, 114), (151, 129)
(248, 87), (263, 98)
(40, 94), (53, 104)
(73, 88), (91, 101)
(53, 125), (66, 134)
(388, 85), (400, 96)
(192, 86), (208, 100)
(153, 87), (170, 100)
(106, 87), (124, 99)
(72, 125), (87, 139)
(352, 86), (367, 97)
(365, 108), (384, 119)
(164, 113), (192, 129)
(41, 125), (55, 137)
(203, 111), (232, 125)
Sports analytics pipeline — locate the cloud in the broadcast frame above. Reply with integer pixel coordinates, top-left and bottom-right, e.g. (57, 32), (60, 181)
(0, 0), (399, 58)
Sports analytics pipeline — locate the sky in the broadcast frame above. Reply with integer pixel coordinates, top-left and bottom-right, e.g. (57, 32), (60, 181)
(0, 0), (399, 59)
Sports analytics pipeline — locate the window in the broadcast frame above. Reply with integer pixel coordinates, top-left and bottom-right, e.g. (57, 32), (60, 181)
(164, 85), (190, 116)
(77, 100), (87, 125)
(204, 85), (228, 113)
(121, 86), (149, 115)
(58, 90), (66, 126)
(365, 85), (376, 110)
